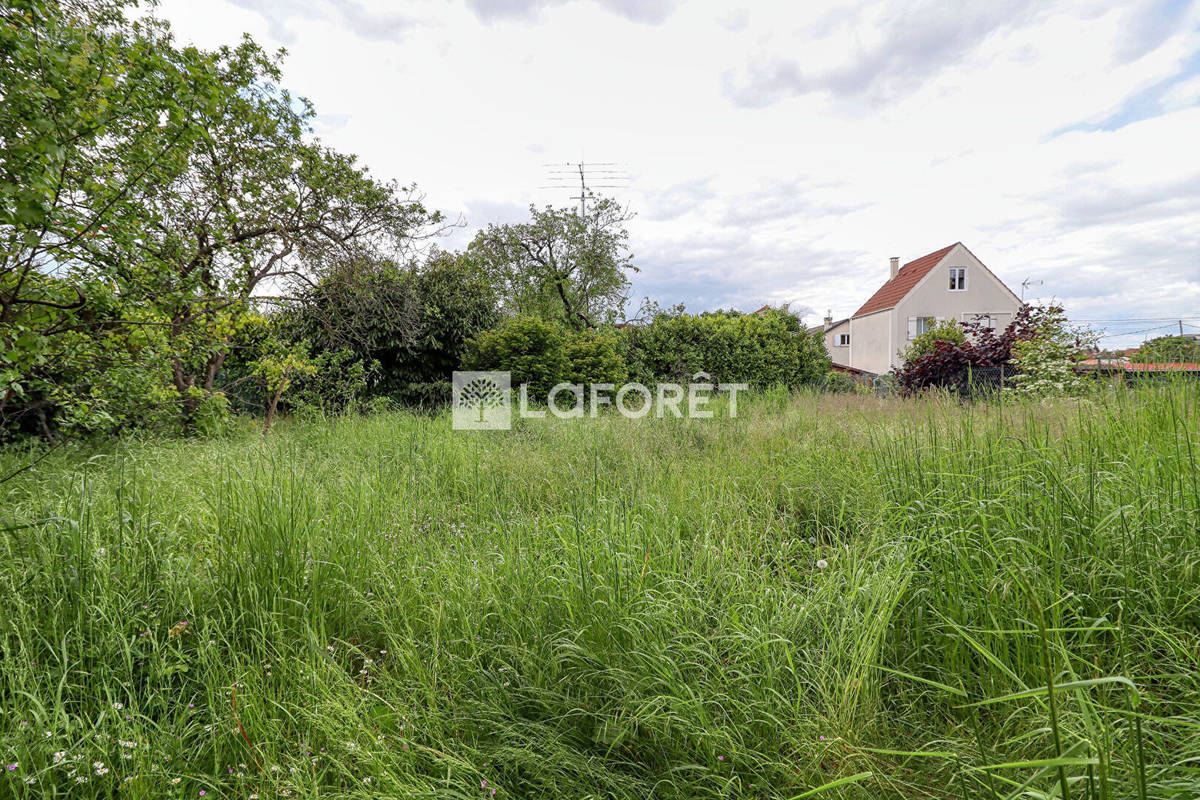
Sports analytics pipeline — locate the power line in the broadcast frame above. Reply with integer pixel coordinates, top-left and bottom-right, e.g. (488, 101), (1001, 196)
(1095, 324), (1181, 339)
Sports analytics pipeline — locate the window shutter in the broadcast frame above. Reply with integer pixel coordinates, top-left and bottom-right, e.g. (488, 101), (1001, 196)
(907, 316), (917, 340)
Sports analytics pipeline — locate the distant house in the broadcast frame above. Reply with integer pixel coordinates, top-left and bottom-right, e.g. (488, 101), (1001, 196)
(823, 243), (1022, 375)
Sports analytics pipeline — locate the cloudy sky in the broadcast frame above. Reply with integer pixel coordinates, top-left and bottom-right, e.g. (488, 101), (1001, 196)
(155, 0), (1200, 347)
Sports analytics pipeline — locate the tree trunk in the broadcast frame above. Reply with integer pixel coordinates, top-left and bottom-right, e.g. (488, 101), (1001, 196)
(35, 405), (55, 443)
(262, 375), (290, 434)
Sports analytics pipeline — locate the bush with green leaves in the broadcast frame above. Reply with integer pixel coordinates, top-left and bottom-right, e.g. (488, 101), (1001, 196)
(465, 316), (571, 396)
(565, 329), (628, 386)
(464, 317), (632, 399)
(287, 349), (374, 415)
(901, 318), (967, 361)
(0, 275), (188, 439)
(1008, 307), (1097, 398)
(620, 306), (830, 390)
(822, 370), (859, 394)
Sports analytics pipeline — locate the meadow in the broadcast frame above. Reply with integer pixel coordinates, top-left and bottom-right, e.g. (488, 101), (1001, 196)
(0, 386), (1198, 799)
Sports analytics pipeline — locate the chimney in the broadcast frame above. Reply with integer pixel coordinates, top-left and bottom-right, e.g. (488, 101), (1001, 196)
(889, 256), (900, 280)
(823, 311), (834, 331)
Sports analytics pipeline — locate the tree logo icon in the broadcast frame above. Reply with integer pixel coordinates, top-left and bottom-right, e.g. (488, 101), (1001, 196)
(460, 377), (504, 422)
(452, 371), (511, 430)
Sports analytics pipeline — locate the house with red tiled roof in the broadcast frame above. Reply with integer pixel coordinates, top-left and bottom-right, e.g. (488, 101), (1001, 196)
(828, 243), (1021, 375)
(1079, 359), (1200, 372)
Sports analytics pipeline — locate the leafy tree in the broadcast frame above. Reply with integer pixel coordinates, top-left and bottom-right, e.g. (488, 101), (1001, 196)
(467, 196), (637, 329)
(222, 311), (373, 419)
(290, 249), (500, 405)
(251, 341), (315, 434)
(1132, 335), (1200, 364)
(101, 39), (441, 418)
(1008, 307), (1097, 398)
(2, 2), (443, 435)
(1, 0), (225, 434)
(404, 250), (503, 393)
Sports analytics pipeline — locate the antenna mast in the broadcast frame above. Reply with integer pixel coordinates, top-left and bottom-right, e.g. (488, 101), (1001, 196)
(540, 160), (630, 215)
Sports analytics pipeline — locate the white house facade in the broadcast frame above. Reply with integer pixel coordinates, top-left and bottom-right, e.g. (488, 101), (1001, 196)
(827, 243), (1022, 375)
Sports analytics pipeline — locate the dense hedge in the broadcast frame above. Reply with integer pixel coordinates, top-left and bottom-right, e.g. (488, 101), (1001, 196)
(464, 308), (829, 396)
(619, 307), (830, 389)
(465, 317), (627, 395)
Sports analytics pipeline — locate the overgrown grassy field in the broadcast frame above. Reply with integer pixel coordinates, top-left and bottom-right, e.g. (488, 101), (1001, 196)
(1, 387), (1198, 799)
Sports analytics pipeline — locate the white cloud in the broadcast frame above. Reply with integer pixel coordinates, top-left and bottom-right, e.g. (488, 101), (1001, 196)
(155, 0), (1200, 348)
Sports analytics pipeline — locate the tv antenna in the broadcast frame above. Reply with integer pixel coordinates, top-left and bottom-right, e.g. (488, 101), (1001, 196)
(540, 160), (630, 215)
(1020, 277), (1043, 302)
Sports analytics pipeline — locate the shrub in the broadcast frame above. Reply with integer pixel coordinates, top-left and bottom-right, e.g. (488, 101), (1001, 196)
(893, 305), (1095, 398)
(187, 389), (234, 437)
(902, 319), (967, 360)
(465, 316), (570, 396)
(620, 306), (830, 390)
(565, 329), (627, 386)
(1008, 306), (1097, 398)
(288, 349), (374, 415)
(893, 340), (990, 397)
(823, 370), (858, 394)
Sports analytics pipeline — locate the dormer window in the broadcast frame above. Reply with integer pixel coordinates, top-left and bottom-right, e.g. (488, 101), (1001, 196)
(949, 267), (967, 291)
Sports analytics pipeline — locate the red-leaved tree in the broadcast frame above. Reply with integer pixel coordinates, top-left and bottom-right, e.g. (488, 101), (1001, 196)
(893, 305), (1049, 396)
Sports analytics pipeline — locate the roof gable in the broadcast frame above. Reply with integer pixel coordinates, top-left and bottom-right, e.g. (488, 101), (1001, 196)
(806, 317), (849, 335)
(853, 244), (957, 317)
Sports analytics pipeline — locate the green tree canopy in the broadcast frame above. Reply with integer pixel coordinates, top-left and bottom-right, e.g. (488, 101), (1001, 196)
(2, 0), (226, 433)
(1, 1), (444, 435)
(467, 196), (637, 330)
(288, 249), (501, 404)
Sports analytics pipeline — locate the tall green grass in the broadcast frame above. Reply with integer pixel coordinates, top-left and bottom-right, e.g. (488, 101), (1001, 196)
(1, 385), (1197, 798)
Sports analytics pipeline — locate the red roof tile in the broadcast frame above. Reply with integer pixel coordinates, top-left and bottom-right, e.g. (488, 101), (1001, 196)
(854, 244), (958, 317)
(1123, 362), (1200, 371)
(1080, 361), (1200, 371)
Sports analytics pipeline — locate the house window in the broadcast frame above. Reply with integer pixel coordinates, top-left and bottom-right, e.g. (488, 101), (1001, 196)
(835, 333), (850, 347)
(949, 267), (967, 291)
(907, 316), (936, 340)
